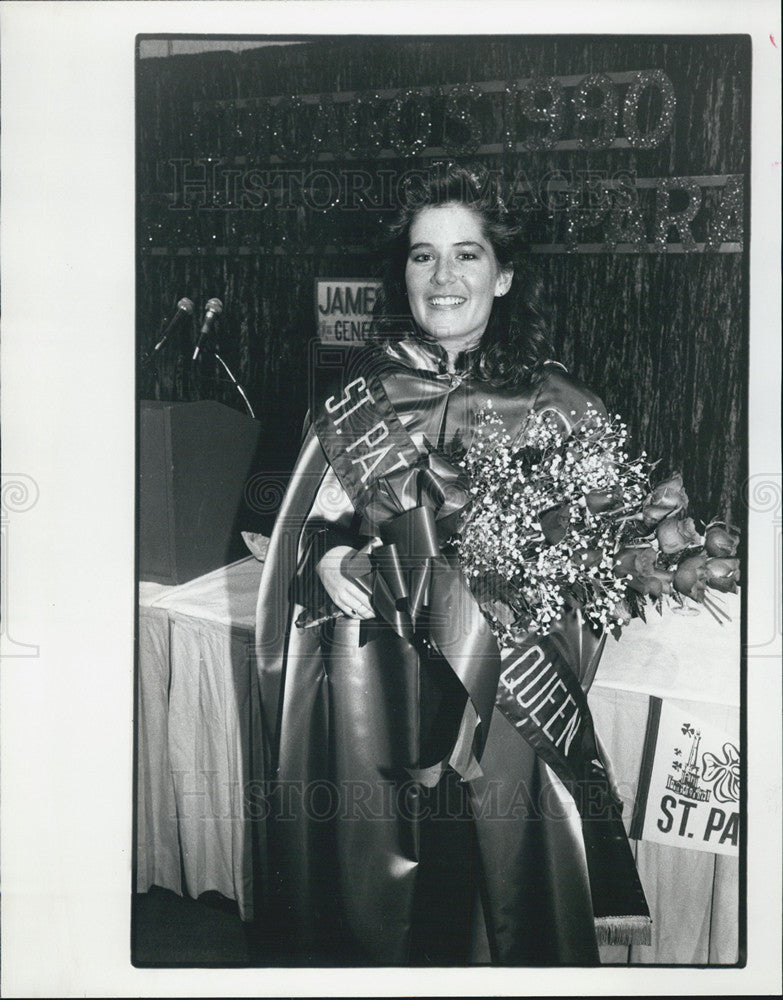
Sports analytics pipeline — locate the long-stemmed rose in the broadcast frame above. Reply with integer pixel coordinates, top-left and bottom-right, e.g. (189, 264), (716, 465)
(705, 523), (740, 558)
(615, 547), (675, 597)
(656, 516), (703, 555)
(585, 486), (624, 515)
(641, 473), (689, 526)
(673, 552), (709, 602)
(644, 567), (676, 598)
(539, 503), (571, 544)
(670, 552), (733, 623)
(614, 547), (655, 590)
(705, 557), (740, 593)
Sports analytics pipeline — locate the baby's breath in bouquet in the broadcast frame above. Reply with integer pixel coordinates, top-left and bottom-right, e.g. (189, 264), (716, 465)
(455, 403), (738, 645)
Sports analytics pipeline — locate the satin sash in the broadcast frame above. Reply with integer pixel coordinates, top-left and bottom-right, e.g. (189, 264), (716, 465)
(497, 617), (651, 941)
(312, 347), (500, 760)
(309, 346), (650, 943)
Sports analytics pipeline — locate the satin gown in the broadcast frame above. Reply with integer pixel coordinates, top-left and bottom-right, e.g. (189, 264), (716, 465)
(255, 337), (609, 965)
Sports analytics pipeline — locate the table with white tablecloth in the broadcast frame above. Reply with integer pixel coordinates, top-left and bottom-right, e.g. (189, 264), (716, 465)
(589, 594), (740, 965)
(136, 557), (266, 921)
(135, 552), (740, 961)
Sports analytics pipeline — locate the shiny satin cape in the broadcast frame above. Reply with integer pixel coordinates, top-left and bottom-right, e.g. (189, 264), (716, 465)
(255, 339), (614, 965)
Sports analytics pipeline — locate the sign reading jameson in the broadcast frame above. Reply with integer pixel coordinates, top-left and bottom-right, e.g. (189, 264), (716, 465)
(316, 279), (382, 343)
(631, 701), (739, 857)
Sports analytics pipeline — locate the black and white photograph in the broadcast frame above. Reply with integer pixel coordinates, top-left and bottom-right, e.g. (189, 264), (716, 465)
(134, 30), (748, 968)
(1, 2), (781, 997)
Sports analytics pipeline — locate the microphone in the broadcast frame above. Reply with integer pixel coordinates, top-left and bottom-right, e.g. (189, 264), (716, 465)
(192, 298), (223, 360)
(153, 297), (194, 352)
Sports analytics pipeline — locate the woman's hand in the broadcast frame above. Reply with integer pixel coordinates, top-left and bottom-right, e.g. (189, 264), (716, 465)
(316, 543), (378, 620)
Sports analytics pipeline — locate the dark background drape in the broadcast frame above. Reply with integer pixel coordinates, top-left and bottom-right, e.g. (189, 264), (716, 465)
(136, 35), (749, 528)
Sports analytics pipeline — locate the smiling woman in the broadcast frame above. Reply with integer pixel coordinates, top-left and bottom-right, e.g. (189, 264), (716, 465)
(372, 163), (556, 388)
(404, 203), (513, 364)
(255, 162), (649, 965)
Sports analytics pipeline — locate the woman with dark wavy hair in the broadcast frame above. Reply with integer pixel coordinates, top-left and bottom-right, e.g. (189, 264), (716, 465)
(255, 162), (643, 966)
(372, 162), (554, 387)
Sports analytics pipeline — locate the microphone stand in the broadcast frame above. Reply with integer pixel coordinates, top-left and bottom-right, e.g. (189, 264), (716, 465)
(141, 299), (195, 371)
(198, 345), (256, 419)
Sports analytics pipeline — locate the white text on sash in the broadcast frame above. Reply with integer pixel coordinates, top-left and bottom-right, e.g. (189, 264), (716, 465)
(500, 645), (582, 755)
(325, 376), (411, 484)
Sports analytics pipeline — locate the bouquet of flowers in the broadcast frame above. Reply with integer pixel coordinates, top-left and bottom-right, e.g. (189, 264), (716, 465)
(455, 403), (740, 646)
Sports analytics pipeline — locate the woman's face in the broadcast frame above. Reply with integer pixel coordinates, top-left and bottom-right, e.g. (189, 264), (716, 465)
(404, 202), (513, 356)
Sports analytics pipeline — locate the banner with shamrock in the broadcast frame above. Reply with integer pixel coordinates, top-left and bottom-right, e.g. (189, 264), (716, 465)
(630, 699), (739, 857)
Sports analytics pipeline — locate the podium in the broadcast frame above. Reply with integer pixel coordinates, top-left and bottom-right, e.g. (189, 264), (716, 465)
(139, 400), (263, 584)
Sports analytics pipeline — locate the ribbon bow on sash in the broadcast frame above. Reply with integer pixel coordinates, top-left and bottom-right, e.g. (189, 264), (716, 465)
(359, 450), (468, 637)
(349, 450), (502, 762)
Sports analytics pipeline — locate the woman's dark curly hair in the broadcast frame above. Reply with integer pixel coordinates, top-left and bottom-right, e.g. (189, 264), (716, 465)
(372, 162), (555, 388)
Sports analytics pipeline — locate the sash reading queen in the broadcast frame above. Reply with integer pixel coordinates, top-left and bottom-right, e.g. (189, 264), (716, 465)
(500, 643), (583, 756)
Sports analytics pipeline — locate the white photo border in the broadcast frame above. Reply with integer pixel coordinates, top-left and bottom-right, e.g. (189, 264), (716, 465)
(1, 1), (780, 996)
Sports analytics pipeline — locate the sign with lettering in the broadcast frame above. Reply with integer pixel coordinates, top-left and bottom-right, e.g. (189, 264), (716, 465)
(631, 700), (739, 857)
(193, 72), (679, 161)
(315, 279), (382, 344)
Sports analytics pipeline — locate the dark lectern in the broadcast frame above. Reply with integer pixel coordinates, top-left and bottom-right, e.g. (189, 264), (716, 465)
(139, 400), (262, 584)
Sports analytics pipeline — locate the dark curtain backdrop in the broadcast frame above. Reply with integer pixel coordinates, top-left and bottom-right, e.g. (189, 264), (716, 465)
(136, 35), (749, 526)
